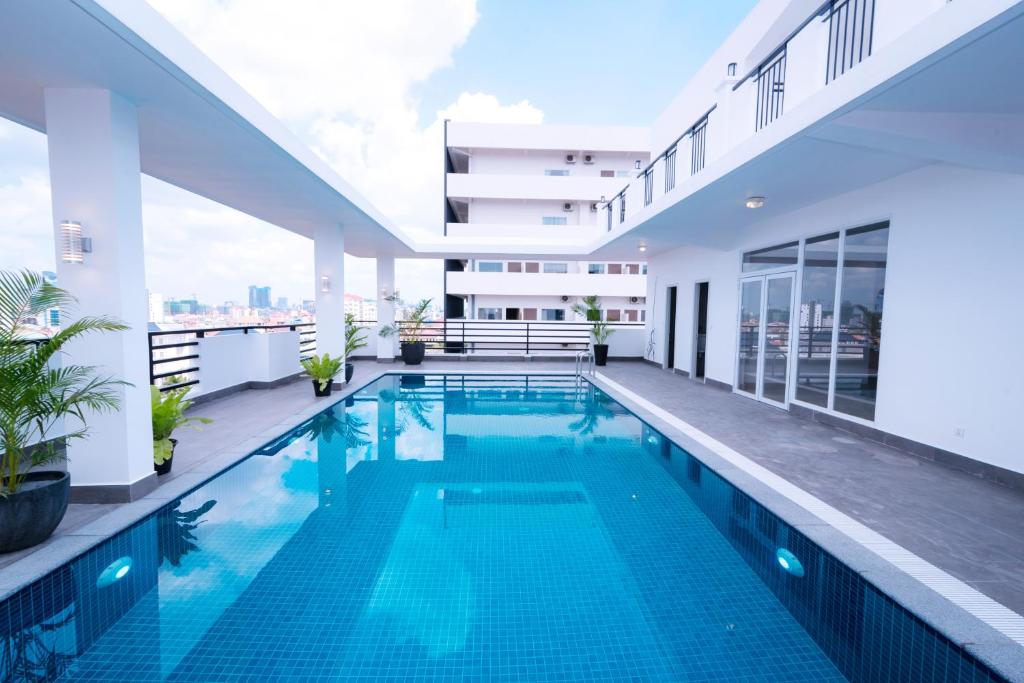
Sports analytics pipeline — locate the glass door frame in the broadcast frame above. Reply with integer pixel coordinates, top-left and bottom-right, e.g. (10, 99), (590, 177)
(734, 270), (797, 408)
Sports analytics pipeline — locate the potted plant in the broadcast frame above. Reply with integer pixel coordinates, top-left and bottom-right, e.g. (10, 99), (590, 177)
(301, 353), (343, 396)
(573, 295), (615, 366)
(0, 270), (128, 552)
(344, 313), (368, 383)
(151, 385), (211, 475)
(379, 298), (432, 365)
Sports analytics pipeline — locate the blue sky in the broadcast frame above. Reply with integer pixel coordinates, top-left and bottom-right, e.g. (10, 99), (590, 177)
(0, 1), (756, 306)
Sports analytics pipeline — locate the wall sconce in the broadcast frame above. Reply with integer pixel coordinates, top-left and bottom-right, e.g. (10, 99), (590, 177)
(60, 220), (92, 264)
(727, 62), (737, 77)
(320, 275), (330, 292)
(634, 160), (642, 170)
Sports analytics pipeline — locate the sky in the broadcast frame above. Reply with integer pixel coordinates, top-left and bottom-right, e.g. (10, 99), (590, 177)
(0, 0), (756, 308)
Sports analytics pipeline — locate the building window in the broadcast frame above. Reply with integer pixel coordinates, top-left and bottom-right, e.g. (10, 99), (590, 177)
(608, 264), (623, 275)
(543, 263), (568, 274)
(525, 262), (539, 273)
(642, 264), (648, 275)
(795, 232), (839, 409)
(523, 308), (538, 320)
(641, 310), (646, 322)
(742, 242), (799, 272)
(542, 216), (568, 226)
(588, 264), (606, 274)
(755, 49), (787, 131)
(541, 309), (565, 321)
(605, 309), (621, 322)
(665, 146), (677, 192)
(507, 262), (522, 273)
(544, 169), (570, 176)
(691, 116), (708, 175)
(615, 170), (631, 178)
(626, 263), (640, 275)
(624, 309), (639, 322)
(600, 170), (615, 178)
(478, 308), (501, 320)
(477, 261), (503, 273)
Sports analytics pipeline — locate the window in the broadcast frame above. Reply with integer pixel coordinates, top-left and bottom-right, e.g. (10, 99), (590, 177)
(543, 262), (568, 274)
(600, 170), (615, 178)
(615, 170), (631, 178)
(642, 264), (648, 275)
(665, 146), (677, 192)
(641, 310), (646, 322)
(755, 49), (787, 131)
(588, 264), (606, 274)
(505, 308), (520, 320)
(742, 242), (799, 272)
(643, 167), (654, 206)
(795, 233), (840, 408)
(624, 309), (639, 322)
(477, 261), (503, 273)
(541, 309), (565, 321)
(478, 308), (501, 320)
(626, 263), (640, 275)
(544, 169), (570, 176)
(608, 264), (623, 275)
(507, 262), (522, 273)
(523, 308), (538, 321)
(606, 205), (613, 232)
(542, 216), (568, 226)
(605, 309), (621, 322)
(525, 262), (539, 273)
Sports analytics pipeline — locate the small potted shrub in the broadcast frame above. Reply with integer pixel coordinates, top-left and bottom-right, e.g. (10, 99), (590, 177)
(379, 298), (432, 365)
(0, 270), (128, 552)
(344, 314), (368, 383)
(151, 385), (211, 475)
(301, 353), (343, 396)
(573, 295), (615, 366)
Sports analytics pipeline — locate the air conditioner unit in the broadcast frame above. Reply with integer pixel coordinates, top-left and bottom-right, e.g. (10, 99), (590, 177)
(562, 202), (574, 212)
(629, 296), (640, 304)
(560, 295), (571, 303)
(565, 153), (576, 164)
(583, 154), (595, 164)
(589, 202), (599, 213)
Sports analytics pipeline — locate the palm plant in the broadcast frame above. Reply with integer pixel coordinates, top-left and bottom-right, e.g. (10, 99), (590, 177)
(379, 298), (432, 343)
(572, 295), (614, 345)
(0, 270), (128, 496)
(345, 313), (368, 357)
(151, 386), (211, 466)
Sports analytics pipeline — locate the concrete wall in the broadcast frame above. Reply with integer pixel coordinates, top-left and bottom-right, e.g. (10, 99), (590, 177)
(645, 164), (1024, 474)
(447, 121), (651, 153)
(196, 332), (301, 395)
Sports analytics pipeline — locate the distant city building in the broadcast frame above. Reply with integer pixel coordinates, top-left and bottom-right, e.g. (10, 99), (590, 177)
(248, 285), (271, 309)
(799, 302), (824, 330)
(147, 291), (164, 323)
(275, 296), (289, 310)
(301, 299), (315, 313)
(344, 293), (377, 321)
(167, 298), (201, 315)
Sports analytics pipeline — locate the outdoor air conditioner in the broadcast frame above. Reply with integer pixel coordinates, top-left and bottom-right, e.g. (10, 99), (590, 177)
(589, 202), (599, 213)
(583, 154), (595, 164)
(562, 202), (574, 212)
(560, 295), (571, 303)
(629, 296), (640, 304)
(565, 153), (576, 164)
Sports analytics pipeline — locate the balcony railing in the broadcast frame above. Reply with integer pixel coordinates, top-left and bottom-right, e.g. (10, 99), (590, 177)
(755, 49), (787, 131)
(396, 319), (644, 355)
(827, 0), (876, 83)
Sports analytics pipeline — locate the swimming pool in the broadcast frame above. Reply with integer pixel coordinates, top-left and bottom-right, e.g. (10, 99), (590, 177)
(0, 374), (1009, 681)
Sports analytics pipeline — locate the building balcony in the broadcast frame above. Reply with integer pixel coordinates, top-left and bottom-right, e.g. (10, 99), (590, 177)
(447, 172), (626, 202)
(446, 222), (604, 242)
(446, 270), (646, 298)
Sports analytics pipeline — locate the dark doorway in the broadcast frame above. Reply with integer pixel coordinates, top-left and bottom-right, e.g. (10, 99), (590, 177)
(666, 286), (678, 369)
(694, 282), (709, 380)
(505, 308), (520, 321)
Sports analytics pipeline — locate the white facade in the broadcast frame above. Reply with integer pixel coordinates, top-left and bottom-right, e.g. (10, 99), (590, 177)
(444, 122), (650, 322)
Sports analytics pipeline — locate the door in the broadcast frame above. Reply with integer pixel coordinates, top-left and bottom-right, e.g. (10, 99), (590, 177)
(666, 286), (678, 369)
(736, 273), (795, 406)
(693, 282), (708, 380)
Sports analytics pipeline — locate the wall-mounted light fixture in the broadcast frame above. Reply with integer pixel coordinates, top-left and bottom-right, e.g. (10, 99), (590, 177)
(727, 62), (738, 77)
(634, 160), (642, 170)
(60, 220), (92, 263)
(320, 275), (330, 293)
(745, 196), (766, 209)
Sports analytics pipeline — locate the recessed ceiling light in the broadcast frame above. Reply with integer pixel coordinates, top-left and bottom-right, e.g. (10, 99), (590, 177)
(745, 196), (766, 209)
(638, 244), (648, 253)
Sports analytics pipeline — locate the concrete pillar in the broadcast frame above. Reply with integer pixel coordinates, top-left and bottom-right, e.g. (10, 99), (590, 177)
(44, 88), (154, 499)
(376, 255), (396, 361)
(314, 224), (345, 360)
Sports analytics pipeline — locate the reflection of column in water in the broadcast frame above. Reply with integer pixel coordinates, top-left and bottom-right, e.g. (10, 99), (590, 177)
(378, 375), (398, 461)
(317, 411), (347, 514)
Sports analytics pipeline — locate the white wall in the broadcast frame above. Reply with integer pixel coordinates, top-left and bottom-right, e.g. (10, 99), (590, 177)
(448, 271), (646, 298)
(467, 149), (642, 177)
(447, 121), (651, 153)
(645, 164), (1024, 474)
(197, 331), (301, 395)
(468, 199), (601, 226)
(448, 173), (626, 202)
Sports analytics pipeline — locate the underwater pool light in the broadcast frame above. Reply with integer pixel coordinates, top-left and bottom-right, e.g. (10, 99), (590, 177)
(776, 548), (805, 577)
(97, 556), (133, 588)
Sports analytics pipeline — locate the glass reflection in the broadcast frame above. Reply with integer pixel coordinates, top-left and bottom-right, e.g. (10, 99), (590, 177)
(762, 276), (793, 403)
(795, 233), (839, 407)
(738, 280), (762, 394)
(742, 241), (798, 272)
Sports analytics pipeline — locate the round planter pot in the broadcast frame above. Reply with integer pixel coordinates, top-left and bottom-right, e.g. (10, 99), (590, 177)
(593, 344), (610, 366)
(154, 438), (177, 476)
(313, 379), (333, 397)
(345, 362), (355, 384)
(401, 341), (426, 365)
(0, 471), (70, 553)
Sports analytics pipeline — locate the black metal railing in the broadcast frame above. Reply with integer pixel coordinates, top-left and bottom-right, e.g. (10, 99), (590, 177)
(606, 203), (613, 231)
(643, 167), (654, 206)
(619, 191), (627, 223)
(827, 0), (875, 83)
(148, 323), (316, 392)
(664, 146), (677, 192)
(755, 49), (787, 131)
(690, 116), (708, 175)
(395, 319), (644, 355)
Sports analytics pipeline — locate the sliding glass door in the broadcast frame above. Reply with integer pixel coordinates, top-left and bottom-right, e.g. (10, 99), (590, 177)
(736, 273), (795, 407)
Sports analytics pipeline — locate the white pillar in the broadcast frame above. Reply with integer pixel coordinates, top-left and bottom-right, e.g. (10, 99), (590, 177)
(44, 88), (154, 497)
(376, 255), (396, 361)
(314, 224), (345, 360)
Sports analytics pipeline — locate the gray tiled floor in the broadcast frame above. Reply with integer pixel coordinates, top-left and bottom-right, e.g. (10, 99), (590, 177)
(3, 358), (1022, 619)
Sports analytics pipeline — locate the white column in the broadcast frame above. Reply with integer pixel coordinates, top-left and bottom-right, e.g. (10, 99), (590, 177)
(314, 224), (345, 360)
(44, 88), (154, 494)
(376, 255), (396, 361)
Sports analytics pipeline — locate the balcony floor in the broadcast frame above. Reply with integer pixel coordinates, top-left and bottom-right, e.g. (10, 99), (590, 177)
(1, 359), (1022, 622)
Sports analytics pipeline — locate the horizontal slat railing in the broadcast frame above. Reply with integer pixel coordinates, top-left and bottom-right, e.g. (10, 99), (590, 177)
(395, 319), (644, 355)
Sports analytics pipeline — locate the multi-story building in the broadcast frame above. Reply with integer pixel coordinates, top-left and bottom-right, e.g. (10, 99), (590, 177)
(248, 285), (271, 309)
(442, 122), (650, 323)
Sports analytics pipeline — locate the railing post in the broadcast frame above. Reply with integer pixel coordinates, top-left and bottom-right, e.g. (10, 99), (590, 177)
(526, 322), (530, 355)
(461, 319), (465, 354)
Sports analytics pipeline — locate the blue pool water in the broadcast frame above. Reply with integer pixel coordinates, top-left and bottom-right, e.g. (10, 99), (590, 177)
(0, 375), (1006, 682)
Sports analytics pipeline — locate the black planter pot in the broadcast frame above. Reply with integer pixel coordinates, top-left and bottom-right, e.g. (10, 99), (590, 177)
(345, 362), (354, 383)
(593, 344), (609, 366)
(0, 471), (70, 553)
(313, 379), (333, 397)
(401, 341), (426, 365)
(154, 437), (177, 475)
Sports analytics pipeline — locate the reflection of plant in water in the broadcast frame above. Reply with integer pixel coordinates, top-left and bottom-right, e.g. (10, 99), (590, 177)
(305, 410), (372, 450)
(380, 390), (436, 435)
(568, 390), (616, 436)
(158, 499), (217, 568)
(0, 603), (74, 682)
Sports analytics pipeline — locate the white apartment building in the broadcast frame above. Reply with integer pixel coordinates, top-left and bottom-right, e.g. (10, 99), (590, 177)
(443, 122), (650, 323)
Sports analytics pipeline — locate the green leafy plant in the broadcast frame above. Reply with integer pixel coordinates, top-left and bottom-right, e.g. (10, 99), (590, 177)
(345, 313), (368, 358)
(300, 353), (343, 391)
(0, 269), (128, 496)
(572, 295), (614, 345)
(379, 298), (432, 344)
(151, 386), (211, 465)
